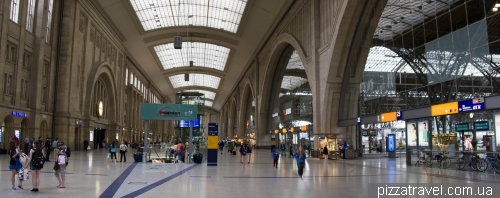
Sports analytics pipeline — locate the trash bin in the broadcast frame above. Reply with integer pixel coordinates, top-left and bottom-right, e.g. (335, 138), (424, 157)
(406, 149), (412, 165)
(134, 152), (143, 163)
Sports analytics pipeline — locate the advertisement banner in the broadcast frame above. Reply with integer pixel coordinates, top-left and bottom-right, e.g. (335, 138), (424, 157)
(431, 102), (458, 116)
(495, 114), (500, 147)
(418, 121), (429, 147)
(407, 122), (417, 147)
(381, 112), (397, 122)
(140, 103), (198, 121)
(14, 130), (20, 140)
(388, 134), (395, 152)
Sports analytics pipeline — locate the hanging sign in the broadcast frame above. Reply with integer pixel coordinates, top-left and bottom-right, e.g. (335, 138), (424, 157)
(458, 98), (484, 113)
(380, 112), (397, 122)
(431, 102), (458, 116)
(140, 104), (198, 120)
(455, 123), (469, 132)
(474, 121), (489, 131)
(396, 111), (403, 120)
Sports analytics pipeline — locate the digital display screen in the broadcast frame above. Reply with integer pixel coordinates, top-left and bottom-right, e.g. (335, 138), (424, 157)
(179, 117), (200, 128)
(388, 134), (395, 152)
(15, 130), (20, 140)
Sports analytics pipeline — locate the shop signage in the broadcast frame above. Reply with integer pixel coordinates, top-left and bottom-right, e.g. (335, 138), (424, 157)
(326, 134), (336, 139)
(301, 126), (307, 131)
(357, 117), (361, 125)
(89, 130), (93, 141)
(75, 120), (83, 125)
(474, 121), (490, 131)
(458, 98), (484, 113)
(431, 102), (458, 116)
(285, 108), (292, 115)
(396, 111), (403, 120)
(380, 112), (397, 122)
(455, 123), (469, 132)
(388, 134), (395, 152)
(369, 130), (376, 136)
(282, 128), (287, 133)
(272, 113), (278, 117)
(362, 130), (368, 136)
(207, 123), (219, 149)
(140, 104), (197, 120)
(11, 111), (27, 117)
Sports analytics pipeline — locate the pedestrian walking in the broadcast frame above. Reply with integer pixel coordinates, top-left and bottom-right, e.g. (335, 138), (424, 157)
(293, 145), (307, 179)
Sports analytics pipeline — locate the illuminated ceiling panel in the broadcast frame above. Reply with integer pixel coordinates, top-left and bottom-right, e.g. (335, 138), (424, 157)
(129, 0), (247, 33)
(154, 42), (230, 71)
(286, 51), (304, 70)
(169, 73), (221, 89)
(205, 100), (213, 107)
(182, 90), (216, 100)
(281, 76), (308, 90)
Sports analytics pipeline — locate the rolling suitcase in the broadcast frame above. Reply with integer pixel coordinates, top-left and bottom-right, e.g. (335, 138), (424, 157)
(232, 151), (236, 155)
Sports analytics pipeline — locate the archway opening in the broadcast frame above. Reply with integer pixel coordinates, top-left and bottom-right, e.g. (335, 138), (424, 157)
(267, 45), (313, 151)
(243, 89), (255, 147)
(1, 116), (15, 149)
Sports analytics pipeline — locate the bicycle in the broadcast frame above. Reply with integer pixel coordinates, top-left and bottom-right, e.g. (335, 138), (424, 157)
(456, 152), (481, 171)
(436, 152), (451, 169)
(415, 150), (432, 166)
(479, 155), (500, 172)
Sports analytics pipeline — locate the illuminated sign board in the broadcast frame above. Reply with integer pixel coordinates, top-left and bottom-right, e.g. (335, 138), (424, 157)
(357, 117), (361, 125)
(282, 128), (287, 133)
(388, 134), (395, 152)
(301, 126), (307, 131)
(474, 121), (489, 131)
(12, 111), (27, 117)
(362, 130), (368, 136)
(380, 112), (397, 122)
(396, 111), (403, 120)
(458, 98), (484, 113)
(431, 102), (458, 116)
(455, 123), (469, 132)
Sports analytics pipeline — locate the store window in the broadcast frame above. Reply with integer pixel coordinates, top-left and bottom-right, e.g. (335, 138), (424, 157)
(23, 52), (31, 69)
(6, 43), (17, 63)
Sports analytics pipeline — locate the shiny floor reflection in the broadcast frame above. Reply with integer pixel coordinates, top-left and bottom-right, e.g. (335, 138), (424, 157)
(1, 149), (500, 197)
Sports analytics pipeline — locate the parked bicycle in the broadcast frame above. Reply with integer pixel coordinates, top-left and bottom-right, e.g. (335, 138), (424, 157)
(424, 151), (451, 169)
(415, 150), (432, 166)
(478, 155), (500, 172)
(456, 152), (483, 171)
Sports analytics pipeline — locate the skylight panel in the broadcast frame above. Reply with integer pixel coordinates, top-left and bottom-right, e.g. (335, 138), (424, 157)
(129, 0), (247, 33)
(286, 51), (304, 70)
(364, 46), (413, 73)
(281, 76), (308, 90)
(154, 42), (230, 71)
(205, 100), (213, 107)
(182, 90), (216, 100)
(169, 74), (221, 89)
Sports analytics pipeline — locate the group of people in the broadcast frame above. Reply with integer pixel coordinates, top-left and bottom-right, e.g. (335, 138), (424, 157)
(8, 136), (70, 192)
(107, 140), (128, 162)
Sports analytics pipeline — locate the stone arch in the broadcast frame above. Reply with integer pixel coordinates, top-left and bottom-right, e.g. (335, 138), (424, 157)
(1, 115), (15, 148)
(227, 98), (237, 139)
(21, 118), (30, 140)
(84, 61), (118, 123)
(259, 34), (309, 133)
(40, 120), (49, 140)
(239, 78), (255, 142)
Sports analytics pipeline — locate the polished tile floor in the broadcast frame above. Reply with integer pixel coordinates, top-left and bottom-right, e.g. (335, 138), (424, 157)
(1, 148), (500, 197)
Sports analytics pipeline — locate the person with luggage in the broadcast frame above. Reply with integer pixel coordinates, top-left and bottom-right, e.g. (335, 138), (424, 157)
(9, 142), (24, 190)
(54, 142), (68, 188)
(294, 145), (307, 179)
(228, 141), (234, 155)
(24, 141), (45, 192)
(272, 148), (279, 168)
(239, 144), (247, 164)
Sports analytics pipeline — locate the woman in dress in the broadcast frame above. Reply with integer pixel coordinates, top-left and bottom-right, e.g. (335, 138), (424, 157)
(9, 142), (23, 190)
(294, 145), (307, 179)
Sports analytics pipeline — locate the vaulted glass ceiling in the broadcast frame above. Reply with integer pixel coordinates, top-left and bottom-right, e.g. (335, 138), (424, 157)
(364, 46), (413, 73)
(182, 90), (216, 100)
(374, 0), (458, 41)
(281, 76), (308, 90)
(129, 0), (247, 33)
(205, 100), (213, 107)
(286, 51), (304, 70)
(169, 73), (221, 89)
(154, 42), (230, 71)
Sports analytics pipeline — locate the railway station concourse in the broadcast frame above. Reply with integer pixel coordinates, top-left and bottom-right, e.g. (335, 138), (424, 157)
(1, 0), (500, 197)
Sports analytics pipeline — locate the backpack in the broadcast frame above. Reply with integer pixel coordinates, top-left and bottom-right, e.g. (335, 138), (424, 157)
(32, 149), (45, 169)
(110, 145), (116, 153)
(66, 146), (71, 158)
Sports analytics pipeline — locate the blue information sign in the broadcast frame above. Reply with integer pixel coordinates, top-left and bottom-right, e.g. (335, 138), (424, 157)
(357, 117), (361, 125)
(396, 111), (403, 120)
(388, 134), (395, 152)
(458, 98), (485, 113)
(208, 123), (218, 136)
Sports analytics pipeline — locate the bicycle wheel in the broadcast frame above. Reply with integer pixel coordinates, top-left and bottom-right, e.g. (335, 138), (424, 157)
(425, 156), (433, 167)
(456, 158), (465, 170)
(441, 158), (451, 169)
(494, 162), (500, 173)
(476, 159), (488, 172)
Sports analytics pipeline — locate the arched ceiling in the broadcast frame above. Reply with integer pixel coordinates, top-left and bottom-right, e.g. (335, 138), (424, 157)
(92, 0), (294, 110)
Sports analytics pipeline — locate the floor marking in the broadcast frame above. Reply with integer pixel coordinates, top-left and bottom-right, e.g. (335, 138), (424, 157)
(121, 163), (200, 198)
(98, 162), (138, 198)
